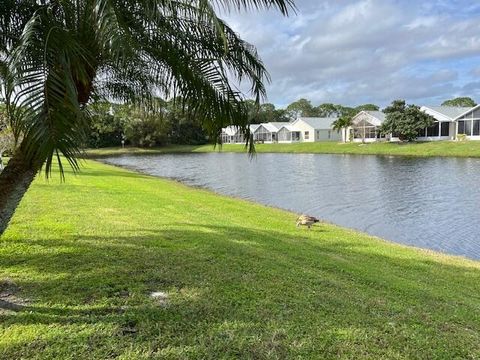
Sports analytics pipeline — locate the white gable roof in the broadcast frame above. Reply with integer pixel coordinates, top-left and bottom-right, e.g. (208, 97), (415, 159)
(278, 124), (299, 132)
(255, 122), (290, 133)
(267, 122), (291, 130)
(249, 124), (260, 132)
(223, 125), (240, 136)
(294, 117), (337, 129)
(421, 106), (473, 122)
(352, 111), (385, 127)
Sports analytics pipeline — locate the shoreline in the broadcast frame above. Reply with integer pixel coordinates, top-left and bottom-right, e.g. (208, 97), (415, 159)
(86, 141), (480, 159)
(96, 158), (477, 263)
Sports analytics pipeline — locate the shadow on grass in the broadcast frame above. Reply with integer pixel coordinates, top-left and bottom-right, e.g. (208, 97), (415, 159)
(1, 224), (480, 357)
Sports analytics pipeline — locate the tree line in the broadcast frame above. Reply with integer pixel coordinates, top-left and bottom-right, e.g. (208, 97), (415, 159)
(83, 96), (478, 148)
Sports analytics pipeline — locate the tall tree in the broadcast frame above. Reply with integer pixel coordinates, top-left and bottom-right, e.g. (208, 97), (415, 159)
(441, 97), (477, 107)
(355, 104), (379, 112)
(380, 100), (435, 142)
(332, 116), (352, 143)
(286, 98), (317, 119)
(0, 104), (15, 169)
(316, 103), (340, 117)
(0, 0), (295, 235)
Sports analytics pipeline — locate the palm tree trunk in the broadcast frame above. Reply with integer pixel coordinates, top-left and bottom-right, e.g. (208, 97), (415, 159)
(0, 150), (39, 236)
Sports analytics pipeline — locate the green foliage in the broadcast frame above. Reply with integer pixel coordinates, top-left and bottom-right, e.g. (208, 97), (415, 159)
(441, 97), (477, 107)
(244, 100), (289, 123)
(380, 100), (435, 141)
(316, 103), (341, 117)
(124, 117), (168, 148)
(355, 103), (380, 112)
(332, 115), (353, 132)
(87, 103), (125, 148)
(284, 100), (380, 120)
(1, 0), (295, 176)
(86, 100), (208, 148)
(286, 98), (317, 119)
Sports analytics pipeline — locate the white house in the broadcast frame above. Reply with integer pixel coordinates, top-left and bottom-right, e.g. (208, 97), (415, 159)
(221, 118), (341, 144)
(455, 105), (480, 139)
(220, 105), (480, 144)
(421, 105), (480, 140)
(348, 106), (479, 142)
(291, 117), (341, 142)
(220, 126), (245, 144)
(220, 124), (261, 144)
(419, 106), (470, 140)
(252, 122), (290, 143)
(277, 124), (301, 143)
(349, 111), (386, 142)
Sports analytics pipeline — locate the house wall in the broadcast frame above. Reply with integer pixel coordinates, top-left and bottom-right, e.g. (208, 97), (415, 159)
(450, 122), (456, 140)
(292, 120), (340, 142)
(316, 129), (341, 141)
(291, 120), (315, 142)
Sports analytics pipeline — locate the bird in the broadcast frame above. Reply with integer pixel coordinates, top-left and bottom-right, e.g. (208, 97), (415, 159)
(296, 214), (320, 229)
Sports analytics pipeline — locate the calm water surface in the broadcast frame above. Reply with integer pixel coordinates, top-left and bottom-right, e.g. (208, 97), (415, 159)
(103, 153), (480, 259)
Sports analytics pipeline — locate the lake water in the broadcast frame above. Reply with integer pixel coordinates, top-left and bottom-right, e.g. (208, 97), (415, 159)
(102, 153), (480, 259)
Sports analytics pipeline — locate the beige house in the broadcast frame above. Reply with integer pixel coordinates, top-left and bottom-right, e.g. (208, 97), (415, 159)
(291, 117), (341, 142)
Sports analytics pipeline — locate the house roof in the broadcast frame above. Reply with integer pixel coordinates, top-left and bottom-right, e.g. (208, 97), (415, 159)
(421, 106), (473, 121)
(364, 111), (386, 122)
(256, 122), (290, 133)
(278, 124), (299, 132)
(249, 124), (260, 132)
(294, 117), (337, 129)
(351, 111), (386, 127)
(223, 125), (240, 136)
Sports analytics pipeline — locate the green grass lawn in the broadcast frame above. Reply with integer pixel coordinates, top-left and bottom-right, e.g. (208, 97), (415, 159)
(88, 140), (480, 158)
(1, 160), (480, 358)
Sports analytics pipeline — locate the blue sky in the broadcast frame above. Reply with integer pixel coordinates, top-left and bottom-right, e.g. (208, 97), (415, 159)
(221, 0), (480, 108)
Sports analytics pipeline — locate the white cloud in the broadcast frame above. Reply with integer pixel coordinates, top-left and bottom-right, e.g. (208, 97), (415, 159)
(221, 0), (480, 107)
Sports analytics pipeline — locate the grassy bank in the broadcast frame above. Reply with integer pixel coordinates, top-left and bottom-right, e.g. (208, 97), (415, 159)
(1, 161), (480, 358)
(88, 141), (480, 158)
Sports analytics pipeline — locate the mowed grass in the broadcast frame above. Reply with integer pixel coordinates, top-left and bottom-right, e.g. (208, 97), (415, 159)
(1, 160), (480, 359)
(88, 140), (480, 158)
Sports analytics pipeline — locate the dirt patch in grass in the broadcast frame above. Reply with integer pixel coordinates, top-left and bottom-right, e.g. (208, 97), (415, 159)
(0, 278), (29, 313)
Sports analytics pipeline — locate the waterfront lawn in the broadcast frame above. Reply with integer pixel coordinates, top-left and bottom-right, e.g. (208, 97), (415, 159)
(1, 160), (480, 358)
(88, 140), (480, 158)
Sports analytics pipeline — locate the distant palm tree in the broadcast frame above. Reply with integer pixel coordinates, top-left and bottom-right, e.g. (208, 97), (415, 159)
(0, 0), (295, 235)
(332, 115), (352, 143)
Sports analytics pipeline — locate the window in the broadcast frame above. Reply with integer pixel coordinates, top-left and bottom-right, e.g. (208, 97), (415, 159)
(458, 121), (465, 134)
(465, 120), (472, 136)
(364, 128), (376, 138)
(441, 122), (449, 136)
(328, 130), (331, 139)
(352, 124), (377, 139)
(474, 120), (480, 136)
(316, 130), (320, 138)
(417, 128), (426, 137)
(305, 131), (309, 140)
(426, 123), (439, 137)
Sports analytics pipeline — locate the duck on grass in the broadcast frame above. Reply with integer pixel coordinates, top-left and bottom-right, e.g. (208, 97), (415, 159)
(296, 214), (320, 229)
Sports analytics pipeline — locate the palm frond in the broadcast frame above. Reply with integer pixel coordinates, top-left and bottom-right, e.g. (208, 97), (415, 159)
(2, 0), (295, 175)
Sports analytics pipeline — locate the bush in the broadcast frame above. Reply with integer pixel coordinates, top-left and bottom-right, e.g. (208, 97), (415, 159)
(124, 117), (169, 147)
(381, 100), (435, 142)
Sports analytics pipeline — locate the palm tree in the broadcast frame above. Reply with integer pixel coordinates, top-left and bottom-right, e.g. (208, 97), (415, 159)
(332, 115), (352, 143)
(0, 0), (295, 235)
